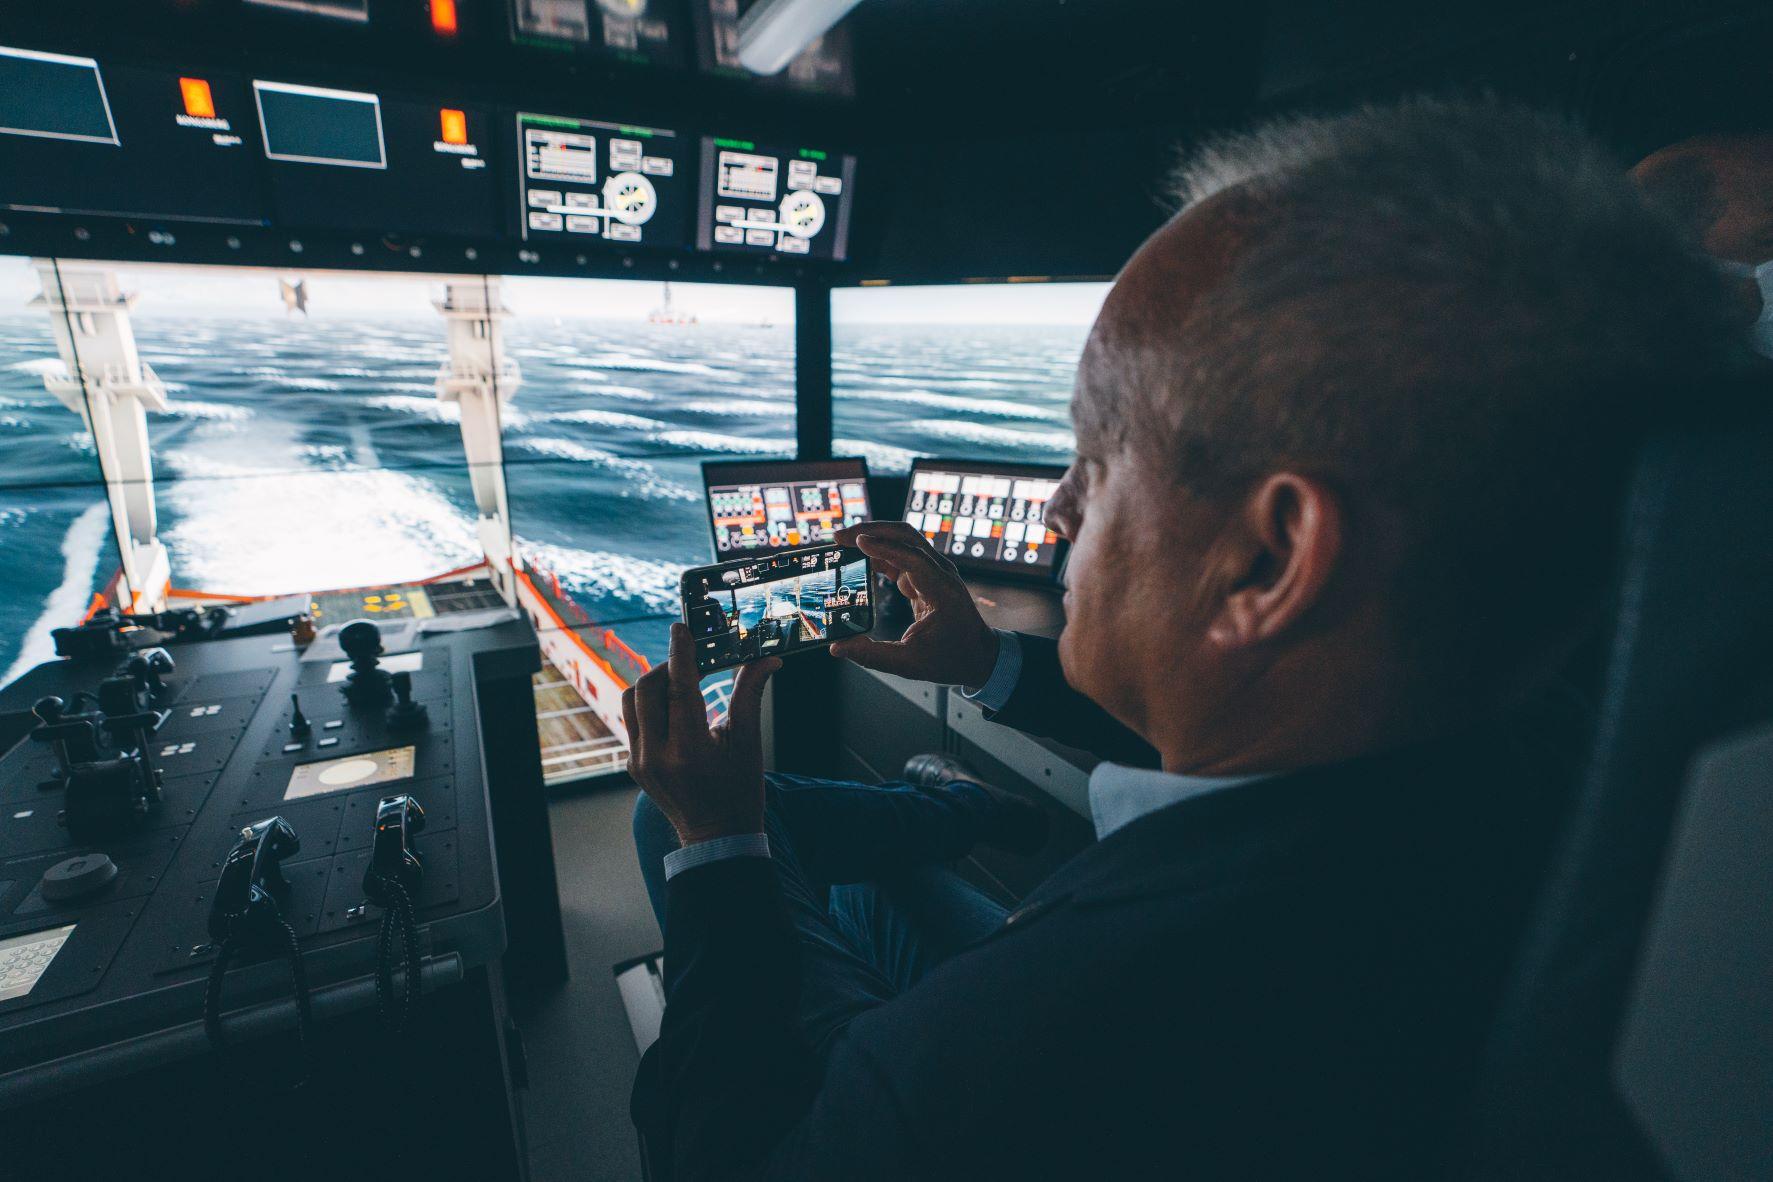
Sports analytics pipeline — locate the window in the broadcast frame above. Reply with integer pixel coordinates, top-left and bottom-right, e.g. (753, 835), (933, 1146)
(831, 281), (1109, 474)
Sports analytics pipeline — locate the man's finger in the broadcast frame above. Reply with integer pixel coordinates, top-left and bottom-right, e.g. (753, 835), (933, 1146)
(828, 634), (924, 678)
(727, 656), (781, 748)
(633, 663), (670, 757)
(665, 622), (707, 739)
(621, 686), (643, 770)
(835, 520), (925, 549)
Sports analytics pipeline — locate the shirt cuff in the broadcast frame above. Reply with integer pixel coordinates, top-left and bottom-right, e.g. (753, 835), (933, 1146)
(662, 832), (771, 881)
(959, 629), (1023, 712)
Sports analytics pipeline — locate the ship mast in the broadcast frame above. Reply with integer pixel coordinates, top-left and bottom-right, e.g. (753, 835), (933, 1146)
(29, 262), (172, 614)
(434, 278), (522, 605)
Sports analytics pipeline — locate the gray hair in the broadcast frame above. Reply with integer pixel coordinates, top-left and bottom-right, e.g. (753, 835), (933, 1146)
(1086, 95), (1743, 686)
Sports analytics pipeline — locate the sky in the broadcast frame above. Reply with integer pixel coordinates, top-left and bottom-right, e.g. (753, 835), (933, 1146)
(0, 256), (1110, 326)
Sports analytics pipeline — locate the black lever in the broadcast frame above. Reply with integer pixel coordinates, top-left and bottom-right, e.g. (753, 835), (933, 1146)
(385, 670), (428, 733)
(128, 647), (175, 697)
(338, 618), (391, 706)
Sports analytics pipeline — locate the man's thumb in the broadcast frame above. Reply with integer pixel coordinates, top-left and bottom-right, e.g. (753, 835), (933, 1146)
(829, 636), (916, 677)
(729, 656), (781, 728)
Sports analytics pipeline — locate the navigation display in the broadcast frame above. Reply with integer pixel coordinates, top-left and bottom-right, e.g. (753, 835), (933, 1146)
(904, 459), (1067, 582)
(516, 111), (691, 249)
(0, 51), (267, 225)
(696, 136), (855, 260)
(509, 0), (682, 66)
(682, 545), (872, 673)
(256, 82), (496, 236)
(702, 458), (869, 557)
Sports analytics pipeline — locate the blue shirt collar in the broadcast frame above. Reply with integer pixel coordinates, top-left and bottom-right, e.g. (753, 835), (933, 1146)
(1086, 762), (1269, 840)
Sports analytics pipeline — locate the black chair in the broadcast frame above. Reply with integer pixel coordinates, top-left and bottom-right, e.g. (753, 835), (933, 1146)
(1466, 385), (1773, 1179)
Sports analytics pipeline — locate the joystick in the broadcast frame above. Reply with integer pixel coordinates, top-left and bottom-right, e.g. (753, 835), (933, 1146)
(338, 618), (392, 706)
(288, 693), (311, 738)
(127, 647), (175, 698)
(385, 671), (428, 732)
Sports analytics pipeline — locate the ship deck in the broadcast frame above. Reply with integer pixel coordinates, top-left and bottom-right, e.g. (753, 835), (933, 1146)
(534, 659), (626, 784)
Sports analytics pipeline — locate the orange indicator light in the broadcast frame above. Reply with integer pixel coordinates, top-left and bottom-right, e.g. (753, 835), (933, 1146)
(179, 77), (215, 119)
(440, 108), (468, 145)
(431, 0), (458, 35)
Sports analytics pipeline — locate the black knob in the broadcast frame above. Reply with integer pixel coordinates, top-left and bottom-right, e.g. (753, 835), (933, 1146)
(391, 670), (413, 707)
(41, 852), (119, 902)
(289, 693), (311, 738)
(33, 696), (66, 724)
(338, 619), (383, 663)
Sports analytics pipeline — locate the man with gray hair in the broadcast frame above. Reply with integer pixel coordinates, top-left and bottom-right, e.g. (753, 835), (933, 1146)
(624, 96), (1739, 1179)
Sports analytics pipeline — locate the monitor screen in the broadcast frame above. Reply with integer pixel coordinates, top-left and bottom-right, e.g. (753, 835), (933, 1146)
(0, 50), (268, 226)
(702, 457), (870, 558)
(904, 459), (1067, 581)
(515, 111), (692, 249)
(255, 80), (497, 236)
(695, 136), (854, 261)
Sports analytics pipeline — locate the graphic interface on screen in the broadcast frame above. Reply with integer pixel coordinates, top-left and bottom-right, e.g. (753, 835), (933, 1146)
(685, 547), (871, 672)
(696, 137), (855, 260)
(510, 0), (679, 64)
(516, 111), (689, 247)
(704, 461), (869, 556)
(0, 49), (267, 225)
(255, 81), (496, 236)
(906, 465), (1064, 574)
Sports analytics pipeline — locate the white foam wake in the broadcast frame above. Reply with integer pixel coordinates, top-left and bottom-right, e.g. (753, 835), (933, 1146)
(514, 538), (681, 615)
(901, 420), (1075, 454)
(2, 503), (109, 687)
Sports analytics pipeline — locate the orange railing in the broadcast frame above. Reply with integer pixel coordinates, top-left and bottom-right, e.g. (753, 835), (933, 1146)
(513, 562), (652, 689)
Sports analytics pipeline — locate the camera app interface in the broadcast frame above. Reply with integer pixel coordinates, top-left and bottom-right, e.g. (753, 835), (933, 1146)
(685, 548), (871, 672)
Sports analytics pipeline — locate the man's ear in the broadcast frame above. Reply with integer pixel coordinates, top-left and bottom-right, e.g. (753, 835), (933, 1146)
(1206, 472), (1343, 649)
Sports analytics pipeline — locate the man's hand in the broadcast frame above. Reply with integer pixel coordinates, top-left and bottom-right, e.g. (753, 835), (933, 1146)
(622, 621), (781, 846)
(830, 521), (1000, 688)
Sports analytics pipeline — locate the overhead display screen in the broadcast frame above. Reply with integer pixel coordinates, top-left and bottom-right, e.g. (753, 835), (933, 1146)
(702, 458), (870, 557)
(509, 0), (682, 66)
(256, 80), (497, 237)
(515, 111), (691, 249)
(0, 50), (267, 225)
(691, 0), (854, 97)
(904, 459), (1067, 581)
(696, 137), (854, 261)
(245, 0), (370, 20)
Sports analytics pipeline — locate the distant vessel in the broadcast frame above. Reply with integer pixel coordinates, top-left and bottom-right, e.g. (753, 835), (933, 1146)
(279, 277), (308, 316)
(646, 281), (697, 325)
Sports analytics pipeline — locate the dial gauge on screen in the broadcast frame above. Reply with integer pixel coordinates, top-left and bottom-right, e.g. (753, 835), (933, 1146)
(779, 189), (825, 239)
(604, 170), (657, 224)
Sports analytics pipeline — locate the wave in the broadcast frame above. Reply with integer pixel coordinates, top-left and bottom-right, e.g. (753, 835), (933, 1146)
(514, 539), (681, 615)
(152, 400), (252, 422)
(832, 437), (920, 472)
(576, 354), (740, 381)
(1, 503), (109, 687)
(161, 465), (482, 595)
(510, 437), (697, 502)
(535, 408), (670, 432)
(7, 357), (64, 377)
(364, 394), (529, 429)
(645, 429), (793, 455)
(900, 419), (1075, 454)
(570, 383), (657, 401)
(838, 386), (1066, 422)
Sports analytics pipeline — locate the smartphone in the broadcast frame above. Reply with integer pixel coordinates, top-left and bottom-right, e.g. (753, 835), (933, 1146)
(680, 544), (874, 674)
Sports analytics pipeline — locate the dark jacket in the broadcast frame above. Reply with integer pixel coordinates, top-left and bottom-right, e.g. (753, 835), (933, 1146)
(982, 632), (1161, 767)
(632, 685), (1571, 1179)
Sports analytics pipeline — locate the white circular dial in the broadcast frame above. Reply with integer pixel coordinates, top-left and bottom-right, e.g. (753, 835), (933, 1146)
(779, 190), (826, 240)
(603, 172), (657, 226)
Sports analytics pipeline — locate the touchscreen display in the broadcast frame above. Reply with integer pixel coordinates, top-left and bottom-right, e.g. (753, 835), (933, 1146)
(702, 458), (869, 557)
(904, 460), (1066, 580)
(683, 546), (871, 672)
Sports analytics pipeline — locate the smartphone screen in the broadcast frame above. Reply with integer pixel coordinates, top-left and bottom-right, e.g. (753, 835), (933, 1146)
(681, 544), (873, 674)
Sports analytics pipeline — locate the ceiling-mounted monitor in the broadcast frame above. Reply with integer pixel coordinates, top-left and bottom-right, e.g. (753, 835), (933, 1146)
(0, 50), (267, 226)
(696, 137), (854, 261)
(255, 80), (497, 237)
(691, 0), (854, 97)
(509, 0), (683, 66)
(515, 111), (692, 249)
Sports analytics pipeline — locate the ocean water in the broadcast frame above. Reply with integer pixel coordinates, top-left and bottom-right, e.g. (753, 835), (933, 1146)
(0, 311), (1084, 687)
